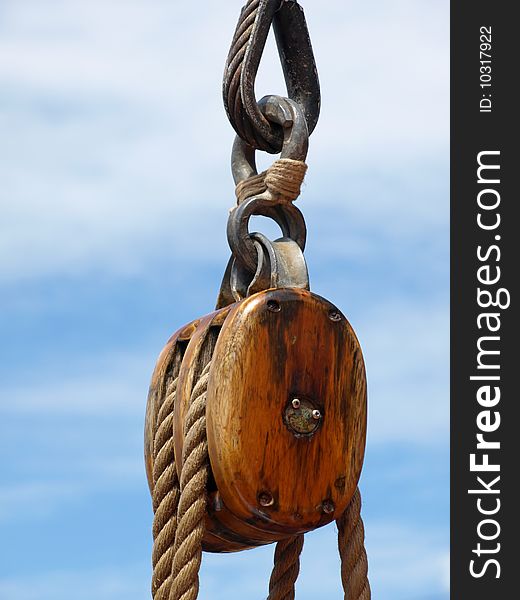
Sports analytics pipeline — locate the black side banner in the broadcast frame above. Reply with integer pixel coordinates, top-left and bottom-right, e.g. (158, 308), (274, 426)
(451, 2), (518, 597)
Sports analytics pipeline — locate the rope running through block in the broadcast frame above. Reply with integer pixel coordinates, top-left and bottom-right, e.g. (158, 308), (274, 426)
(151, 366), (370, 600)
(152, 376), (181, 600)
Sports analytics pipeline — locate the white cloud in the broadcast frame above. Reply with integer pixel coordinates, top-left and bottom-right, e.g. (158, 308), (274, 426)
(359, 300), (449, 444)
(1, 351), (150, 415)
(199, 517), (448, 600)
(0, 481), (84, 522)
(363, 521), (449, 599)
(2, 293), (447, 442)
(0, 0), (448, 281)
(439, 551), (450, 593)
(0, 8), (448, 598)
(0, 519), (448, 600)
(0, 566), (149, 600)
(0, 453), (147, 522)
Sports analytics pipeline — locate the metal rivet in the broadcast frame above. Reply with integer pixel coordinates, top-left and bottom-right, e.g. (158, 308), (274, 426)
(328, 309), (342, 322)
(258, 491), (274, 507)
(312, 409), (321, 420)
(322, 499), (335, 514)
(267, 299), (281, 312)
(292, 398), (301, 409)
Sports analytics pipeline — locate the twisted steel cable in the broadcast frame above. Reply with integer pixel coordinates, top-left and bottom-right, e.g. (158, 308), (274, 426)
(223, 0), (278, 152)
(223, 0), (320, 153)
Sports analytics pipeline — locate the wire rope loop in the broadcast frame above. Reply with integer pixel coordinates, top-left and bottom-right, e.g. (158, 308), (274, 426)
(223, 0), (320, 153)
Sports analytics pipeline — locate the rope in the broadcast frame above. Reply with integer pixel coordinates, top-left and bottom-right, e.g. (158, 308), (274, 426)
(267, 535), (304, 600)
(152, 377), (181, 600)
(150, 364), (369, 600)
(169, 362), (212, 600)
(337, 488), (371, 600)
(235, 158), (307, 204)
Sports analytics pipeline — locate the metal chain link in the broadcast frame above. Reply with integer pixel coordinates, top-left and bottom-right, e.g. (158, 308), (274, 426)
(217, 96), (310, 308)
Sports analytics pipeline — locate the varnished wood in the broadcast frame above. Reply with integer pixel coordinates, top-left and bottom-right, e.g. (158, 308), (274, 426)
(172, 304), (289, 552)
(148, 288), (367, 552)
(206, 289), (367, 537)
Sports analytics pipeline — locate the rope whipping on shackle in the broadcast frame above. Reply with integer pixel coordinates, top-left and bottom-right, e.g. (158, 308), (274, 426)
(145, 2), (371, 599)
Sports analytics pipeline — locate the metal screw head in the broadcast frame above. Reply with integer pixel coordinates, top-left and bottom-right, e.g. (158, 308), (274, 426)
(328, 309), (342, 322)
(322, 499), (335, 514)
(312, 409), (321, 420)
(267, 299), (281, 312)
(292, 398), (301, 409)
(258, 491), (274, 507)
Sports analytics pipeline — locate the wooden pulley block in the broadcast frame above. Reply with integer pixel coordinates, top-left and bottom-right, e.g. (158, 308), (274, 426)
(146, 286), (367, 553)
(143, 15), (374, 591)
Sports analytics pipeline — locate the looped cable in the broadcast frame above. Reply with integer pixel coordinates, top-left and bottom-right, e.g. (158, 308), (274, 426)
(223, 0), (320, 153)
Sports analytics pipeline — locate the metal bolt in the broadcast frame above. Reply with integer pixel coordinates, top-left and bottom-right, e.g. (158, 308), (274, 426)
(312, 409), (321, 420)
(328, 309), (342, 322)
(322, 499), (335, 514)
(292, 398), (301, 409)
(258, 491), (274, 507)
(267, 299), (281, 313)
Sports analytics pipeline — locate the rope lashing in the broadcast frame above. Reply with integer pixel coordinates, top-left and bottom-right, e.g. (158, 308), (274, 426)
(337, 488), (371, 600)
(235, 158), (308, 205)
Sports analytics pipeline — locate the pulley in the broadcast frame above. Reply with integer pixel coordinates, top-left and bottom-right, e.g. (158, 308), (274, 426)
(145, 2), (371, 598)
(146, 287), (366, 552)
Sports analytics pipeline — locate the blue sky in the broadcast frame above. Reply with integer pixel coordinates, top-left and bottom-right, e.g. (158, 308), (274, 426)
(0, 1), (449, 598)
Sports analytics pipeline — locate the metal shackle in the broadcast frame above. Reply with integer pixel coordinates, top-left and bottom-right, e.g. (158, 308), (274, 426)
(227, 95), (309, 275)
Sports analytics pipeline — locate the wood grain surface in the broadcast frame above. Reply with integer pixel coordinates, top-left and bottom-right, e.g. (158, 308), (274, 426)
(146, 288), (367, 552)
(206, 289), (367, 537)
